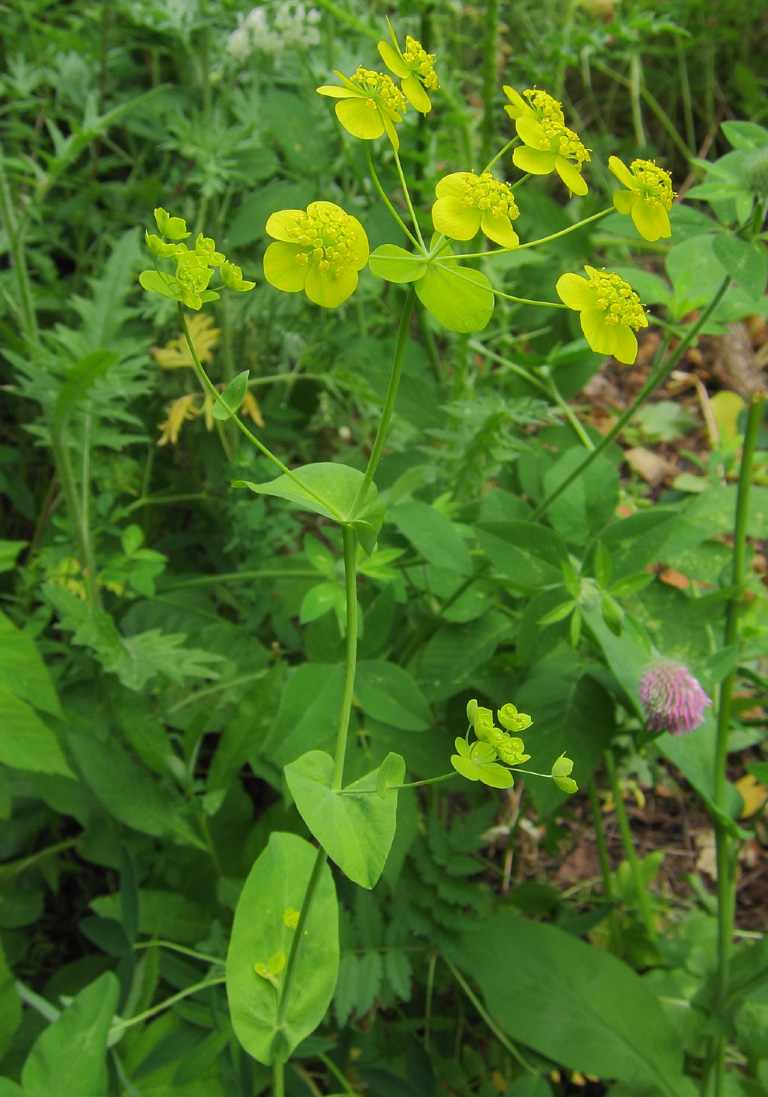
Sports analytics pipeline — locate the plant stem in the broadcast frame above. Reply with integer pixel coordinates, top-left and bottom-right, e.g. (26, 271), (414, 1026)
(350, 286), (416, 516)
(365, 144), (420, 248)
(0, 147), (38, 345)
(444, 957), (536, 1072)
(332, 526), (358, 790)
(604, 748), (658, 946)
(706, 391), (765, 1097)
(393, 149), (425, 250)
(531, 276), (731, 520)
(587, 776), (623, 955)
(480, 0), (499, 170)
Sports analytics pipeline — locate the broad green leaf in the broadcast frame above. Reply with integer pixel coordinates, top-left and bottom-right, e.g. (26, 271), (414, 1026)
(368, 244), (427, 283)
(416, 610), (510, 702)
(300, 581), (345, 624)
(226, 833), (338, 1064)
(262, 663), (345, 769)
(91, 889), (210, 944)
(666, 234), (722, 303)
(476, 520), (570, 589)
(0, 611), (62, 717)
(721, 120), (768, 150)
(22, 971), (119, 1097)
(0, 684), (73, 777)
(285, 749), (405, 888)
(207, 667), (285, 792)
(355, 660), (432, 731)
(592, 508), (678, 580)
(234, 463), (384, 554)
(389, 499), (473, 576)
(712, 233), (768, 299)
(211, 370), (250, 421)
(0, 1082), (24, 1096)
(415, 259), (494, 333)
(457, 913), (694, 1097)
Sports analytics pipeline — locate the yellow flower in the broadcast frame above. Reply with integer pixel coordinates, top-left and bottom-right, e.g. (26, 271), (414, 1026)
(157, 393), (201, 446)
(556, 266), (648, 365)
(431, 171), (520, 248)
(609, 156), (674, 241)
(378, 21), (438, 112)
(317, 67), (407, 149)
(263, 201), (369, 309)
(503, 85), (590, 195)
(151, 313), (221, 370)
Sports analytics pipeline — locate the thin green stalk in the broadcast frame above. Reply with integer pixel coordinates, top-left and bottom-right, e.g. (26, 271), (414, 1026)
(604, 748), (658, 946)
(457, 208), (612, 260)
(541, 367), (595, 449)
(365, 144), (420, 248)
(393, 149), (425, 250)
(483, 137), (519, 174)
(706, 392), (765, 1097)
(319, 1053), (355, 1096)
(178, 305), (344, 521)
(0, 148), (38, 344)
(49, 428), (101, 607)
(491, 289), (569, 309)
(350, 286), (416, 516)
(480, 0), (499, 169)
(444, 957), (536, 1072)
(531, 276), (730, 520)
(587, 777), (623, 955)
(332, 526), (358, 790)
(273, 1057), (285, 1097)
(629, 53), (646, 147)
(593, 61), (694, 165)
(109, 976), (225, 1034)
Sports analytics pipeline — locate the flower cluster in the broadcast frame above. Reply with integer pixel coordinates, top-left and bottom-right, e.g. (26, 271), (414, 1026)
(432, 171), (521, 249)
(317, 26), (438, 149)
(451, 699), (577, 793)
(556, 265), (648, 364)
(263, 201), (369, 308)
(140, 208), (254, 310)
(504, 85), (591, 195)
(609, 156), (674, 241)
(639, 661), (712, 737)
(226, 2), (321, 63)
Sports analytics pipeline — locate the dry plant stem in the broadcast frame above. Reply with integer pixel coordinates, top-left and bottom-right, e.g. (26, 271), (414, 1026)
(587, 777), (623, 955)
(531, 275), (731, 521)
(604, 748), (658, 947)
(705, 391), (766, 1097)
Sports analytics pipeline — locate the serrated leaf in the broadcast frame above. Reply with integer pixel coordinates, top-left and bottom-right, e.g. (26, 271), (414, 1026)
(384, 949), (412, 1000)
(0, 684), (73, 777)
(211, 370), (250, 421)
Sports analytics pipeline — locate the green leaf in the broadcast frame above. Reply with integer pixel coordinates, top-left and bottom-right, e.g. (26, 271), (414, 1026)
(234, 462), (384, 554)
(262, 663), (345, 770)
(0, 684), (73, 777)
(0, 612), (62, 718)
(457, 912), (694, 1097)
(355, 660), (432, 731)
(52, 350), (119, 436)
(334, 953), (384, 1027)
(721, 120), (768, 150)
(0, 541), (27, 574)
(389, 499), (473, 575)
(415, 255), (494, 333)
(712, 233), (768, 299)
(476, 520), (570, 589)
(211, 370), (250, 421)
(299, 581), (345, 625)
(22, 972), (119, 1097)
(368, 244), (427, 284)
(91, 889), (210, 944)
(543, 450), (620, 544)
(226, 833), (338, 1064)
(285, 749), (404, 888)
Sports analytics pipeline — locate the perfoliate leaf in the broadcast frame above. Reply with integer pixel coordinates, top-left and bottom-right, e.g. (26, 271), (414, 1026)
(415, 257), (494, 333)
(368, 244), (427, 284)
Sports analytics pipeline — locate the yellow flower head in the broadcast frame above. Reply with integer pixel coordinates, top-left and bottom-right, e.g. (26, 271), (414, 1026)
(609, 156), (674, 241)
(556, 265), (648, 365)
(432, 171), (521, 249)
(263, 201), (369, 309)
(378, 20), (438, 113)
(503, 85), (591, 195)
(317, 67), (407, 149)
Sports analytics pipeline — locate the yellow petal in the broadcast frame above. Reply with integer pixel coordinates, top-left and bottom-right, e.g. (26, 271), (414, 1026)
(431, 195), (480, 241)
(378, 40), (409, 78)
(513, 145), (557, 176)
(480, 210), (519, 249)
(263, 242), (308, 293)
(403, 72), (431, 113)
(265, 209), (305, 242)
(502, 85), (527, 117)
(580, 306), (615, 355)
(556, 272), (594, 310)
(612, 325), (639, 365)
(613, 191), (635, 215)
(316, 84), (356, 99)
(435, 172), (471, 199)
(632, 201), (671, 242)
(608, 155), (636, 190)
(335, 98), (386, 140)
(304, 264), (358, 308)
(555, 156), (588, 195)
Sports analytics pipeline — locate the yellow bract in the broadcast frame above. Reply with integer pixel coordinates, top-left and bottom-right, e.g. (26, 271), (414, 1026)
(556, 265), (648, 365)
(504, 85), (591, 195)
(317, 67), (406, 149)
(609, 156), (674, 241)
(377, 22), (438, 113)
(432, 171), (521, 249)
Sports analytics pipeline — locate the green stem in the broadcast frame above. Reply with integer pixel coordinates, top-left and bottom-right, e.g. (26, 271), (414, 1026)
(49, 427), (101, 608)
(109, 977), (225, 1034)
(132, 940), (225, 965)
(273, 1057), (285, 1097)
(604, 748), (658, 946)
(455, 209), (612, 262)
(332, 526), (358, 790)
(540, 366), (595, 449)
(491, 288), (569, 308)
(0, 147), (38, 345)
(531, 276), (731, 520)
(319, 1053), (355, 1095)
(365, 144), (420, 248)
(593, 61), (693, 166)
(350, 286), (416, 517)
(178, 305), (344, 521)
(707, 392), (765, 1097)
(444, 957), (536, 1072)
(336, 772), (457, 795)
(587, 777), (623, 955)
(393, 149), (425, 250)
(483, 137), (519, 174)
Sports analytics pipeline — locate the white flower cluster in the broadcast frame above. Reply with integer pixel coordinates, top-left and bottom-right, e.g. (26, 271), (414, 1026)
(226, 2), (321, 62)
